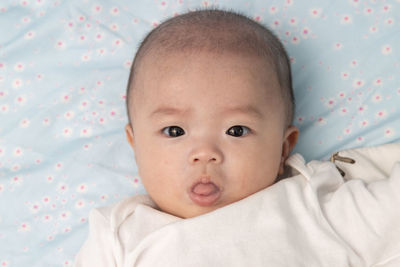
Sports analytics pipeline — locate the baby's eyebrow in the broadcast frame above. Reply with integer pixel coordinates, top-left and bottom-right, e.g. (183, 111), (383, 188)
(223, 105), (264, 119)
(150, 106), (190, 118)
(150, 105), (264, 118)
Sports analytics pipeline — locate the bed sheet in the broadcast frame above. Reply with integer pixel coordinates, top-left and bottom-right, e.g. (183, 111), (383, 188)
(0, 0), (399, 266)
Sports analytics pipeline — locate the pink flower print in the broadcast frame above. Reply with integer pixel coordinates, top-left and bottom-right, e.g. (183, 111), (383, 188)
(80, 127), (92, 137)
(352, 79), (364, 89)
(80, 100), (90, 109)
(67, 21), (74, 29)
(291, 36), (300, 44)
(78, 15), (86, 22)
(376, 110), (387, 119)
(122, 61), (132, 70)
(15, 94), (27, 105)
(59, 211), (71, 220)
(113, 39), (124, 47)
(18, 222), (31, 232)
(62, 127), (73, 137)
(93, 4), (102, 13)
(12, 78), (23, 88)
(0, 184), (4, 192)
(382, 45), (392, 55)
(79, 35), (87, 42)
(55, 162), (63, 170)
(289, 17), (297, 25)
(43, 118), (50, 126)
(61, 94), (71, 103)
(110, 6), (120, 16)
(75, 199), (85, 209)
(14, 62), (25, 72)
(95, 32), (104, 41)
(100, 194), (109, 201)
(373, 78), (383, 86)
(110, 23), (119, 31)
(333, 42), (343, 50)
(310, 8), (322, 18)
(383, 5), (392, 12)
(296, 116), (305, 124)
(0, 62), (5, 69)
(385, 18), (394, 25)
(341, 72), (350, 80)
(81, 54), (90, 61)
(55, 40), (66, 50)
(1, 260), (10, 266)
(325, 98), (335, 107)
(22, 17), (31, 24)
(316, 117), (327, 125)
(46, 175), (54, 183)
(57, 183), (68, 194)
(11, 164), (21, 172)
(77, 183), (88, 193)
(20, 118), (30, 128)
(356, 136), (364, 142)
(339, 107), (348, 116)
(285, 0), (293, 6)
(357, 105), (367, 114)
(350, 0), (360, 6)
(254, 16), (261, 22)
(1, 104), (9, 114)
(340, 15), (352, 24)
(372, 93), (382, 103)
(42, 214), (53, 223)
(350, 59), (358, 67)
(30, 202), (41, 213)
(0, 147), (4, 157)
(47, 235), (54, 241)
(83, 143), (91, 150)
(369, 26), (378, 33)
(343, 128), (351, 135)
(269, 6), (278, 14)
(364, 7), (373, 15)
(271, 20), (280, 28)
(64, 111), (74, 120)
(42, 196), (51, 204)
(301, 27), (311, 39)
(13, 147), (23, 157)
(384, 128), (394, 137)
(110, 109), (117, 117)
(338, 92), (346, 98)
(202, 1), (209, 7)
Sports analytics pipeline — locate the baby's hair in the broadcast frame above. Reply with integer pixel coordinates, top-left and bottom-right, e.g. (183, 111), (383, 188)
(126, 8), (295, 126)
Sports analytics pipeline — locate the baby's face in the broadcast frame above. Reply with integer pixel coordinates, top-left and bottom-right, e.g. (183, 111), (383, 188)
(126, 51), (298, 218)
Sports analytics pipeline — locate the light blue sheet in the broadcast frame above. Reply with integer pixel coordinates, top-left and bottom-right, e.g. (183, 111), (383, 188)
(0, 0), (399, 266)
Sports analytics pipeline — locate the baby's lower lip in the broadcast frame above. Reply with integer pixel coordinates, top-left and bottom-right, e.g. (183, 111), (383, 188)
(189, 182), (221, 207)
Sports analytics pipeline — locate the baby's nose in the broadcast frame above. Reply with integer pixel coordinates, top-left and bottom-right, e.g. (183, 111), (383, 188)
(188, 146), (223, 165)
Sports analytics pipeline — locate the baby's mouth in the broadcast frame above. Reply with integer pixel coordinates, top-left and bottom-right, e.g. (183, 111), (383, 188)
(189, 181), (221, 207)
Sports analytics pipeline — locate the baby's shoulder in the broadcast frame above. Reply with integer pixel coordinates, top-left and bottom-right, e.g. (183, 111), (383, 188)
(90, 194), (155, 230)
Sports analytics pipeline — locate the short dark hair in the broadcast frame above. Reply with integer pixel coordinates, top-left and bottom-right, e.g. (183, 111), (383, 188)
(126, 9), (295, 126)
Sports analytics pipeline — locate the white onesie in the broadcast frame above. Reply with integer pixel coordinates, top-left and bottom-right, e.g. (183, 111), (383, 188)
(74, 143), (400, 267)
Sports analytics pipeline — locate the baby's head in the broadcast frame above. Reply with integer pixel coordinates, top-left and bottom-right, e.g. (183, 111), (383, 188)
(125, 9), (298, 218)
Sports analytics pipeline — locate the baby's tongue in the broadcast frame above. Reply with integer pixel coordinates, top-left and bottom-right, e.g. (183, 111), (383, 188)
(193, 183), (219, 196)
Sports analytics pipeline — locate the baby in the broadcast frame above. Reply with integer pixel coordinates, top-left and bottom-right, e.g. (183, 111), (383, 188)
(75, 9), (400, 267)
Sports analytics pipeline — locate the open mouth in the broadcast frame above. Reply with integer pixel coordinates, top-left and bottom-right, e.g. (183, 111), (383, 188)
(189, 181), (221, 207)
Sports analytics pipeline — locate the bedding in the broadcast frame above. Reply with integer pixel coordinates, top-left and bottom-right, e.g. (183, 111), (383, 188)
(0, 0), (399, 266)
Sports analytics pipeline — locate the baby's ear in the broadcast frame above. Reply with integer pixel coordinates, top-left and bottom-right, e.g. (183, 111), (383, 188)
(278, 125), (299, 175)
(125, 124), (135, 149)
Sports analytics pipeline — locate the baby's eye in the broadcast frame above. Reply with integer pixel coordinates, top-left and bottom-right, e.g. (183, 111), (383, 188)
(226, 125), (250, 137)
(162, 126), (185, 137)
